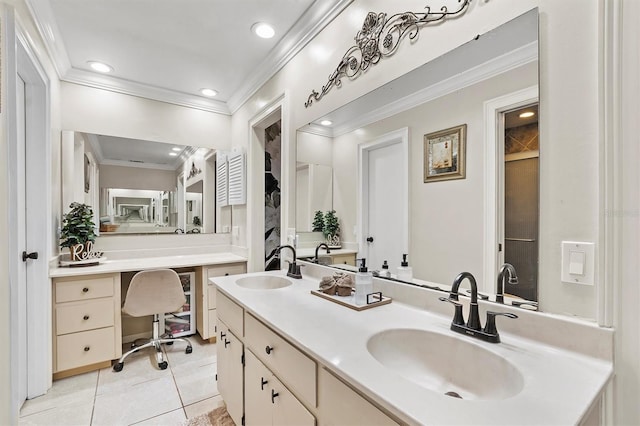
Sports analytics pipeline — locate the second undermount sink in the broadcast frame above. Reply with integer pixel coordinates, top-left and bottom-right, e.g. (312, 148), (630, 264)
(235, 275), (292, 290)
(367, 329), (524, 400)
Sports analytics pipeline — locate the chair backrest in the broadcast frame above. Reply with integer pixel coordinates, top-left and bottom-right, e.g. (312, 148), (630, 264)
(122, 269), (186, 317)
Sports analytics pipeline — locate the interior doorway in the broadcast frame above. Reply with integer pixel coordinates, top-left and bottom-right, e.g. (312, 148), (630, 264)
(501, 105), (539, 301)
(358, 128), (409, 272)
(8, 19), (52, 416)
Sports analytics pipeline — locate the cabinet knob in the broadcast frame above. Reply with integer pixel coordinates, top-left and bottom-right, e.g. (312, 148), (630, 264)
(82, 287), (89, 293)
(265, 345), (274, 355)
(224, 339), (230, 348)
(83, 315), (90, 321)
(83, 346), (90, 352)
(261, 377), (268, 391)
(225, 273), (229, 276)
(271, 389), (279, 404)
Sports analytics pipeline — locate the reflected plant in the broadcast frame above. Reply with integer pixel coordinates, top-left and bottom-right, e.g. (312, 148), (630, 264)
(312, 210), (324, 232)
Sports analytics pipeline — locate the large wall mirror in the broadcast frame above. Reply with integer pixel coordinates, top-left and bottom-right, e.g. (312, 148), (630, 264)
(296, 9), (539, 307)
(62, 131), (231, 235)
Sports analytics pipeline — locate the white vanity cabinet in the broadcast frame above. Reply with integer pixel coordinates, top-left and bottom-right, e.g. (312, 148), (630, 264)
(52, 273), (122, 378)
(196, 262), (246, 340)
(217, 320), (244, 426)
(318, 368), (398, 426)
(245, 349), (314, 426)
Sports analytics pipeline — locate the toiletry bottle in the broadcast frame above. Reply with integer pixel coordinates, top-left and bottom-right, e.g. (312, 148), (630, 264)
(381, 260), (391, 278)
(397, 254), (413, 281)
(355, 258), (373, 305)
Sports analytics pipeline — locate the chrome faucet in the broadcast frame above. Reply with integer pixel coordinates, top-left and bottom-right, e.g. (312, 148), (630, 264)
(496, 263), (518, 304)
(313, 243), (330, 264)
(440, 271), (518, 343)
(276, 245), (302, 279)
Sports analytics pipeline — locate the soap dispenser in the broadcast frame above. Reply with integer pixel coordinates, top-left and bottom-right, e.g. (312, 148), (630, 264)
(380, 260), (391, 278)
(355, 258), (373, 305)
(397, 254), (413, 281)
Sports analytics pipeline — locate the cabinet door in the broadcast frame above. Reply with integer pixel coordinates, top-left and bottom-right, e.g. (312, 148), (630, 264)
(271, 375), (315, 426)
(217, 323), (244, 426)
(245, 350), (273, 426)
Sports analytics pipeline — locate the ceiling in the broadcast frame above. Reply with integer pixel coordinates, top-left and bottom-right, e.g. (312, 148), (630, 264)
(27, 0), (351, 114)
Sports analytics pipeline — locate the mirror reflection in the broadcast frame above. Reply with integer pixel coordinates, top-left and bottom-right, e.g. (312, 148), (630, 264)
(65, 132), (228, 235)
(296, 9), (539, 307)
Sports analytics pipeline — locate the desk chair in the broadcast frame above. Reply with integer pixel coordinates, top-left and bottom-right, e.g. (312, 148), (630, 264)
(113, 269), (193, 372)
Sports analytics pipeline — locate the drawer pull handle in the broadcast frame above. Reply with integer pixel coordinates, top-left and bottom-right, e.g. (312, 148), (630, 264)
(225, 273), (229, 276)
(224, 339), (230, 348)
(82, 287), (89, 293)
(265, 345), (274, 355)
(271, 389), (279, 404)
(83, 346), (90, 352)
(261, 377), (268, 391)
(83, 315), (90, 321)
(220, 331), (226, 339)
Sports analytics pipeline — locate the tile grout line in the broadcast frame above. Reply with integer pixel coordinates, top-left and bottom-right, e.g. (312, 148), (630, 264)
(90, 366), (101, 425)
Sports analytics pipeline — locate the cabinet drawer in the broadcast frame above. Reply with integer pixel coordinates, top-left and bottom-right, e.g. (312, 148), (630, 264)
(331, 253), (356, 266)
(319, 368), (399, 425)
(56, 298), (115, 335)
(56, 327), (116, 372)
(207, 263), (247, 279)
(207, 285), (217, 308)
(217, 291), (243, 337)
(55, 276), (115, 303)
(245, 312), (316, 407)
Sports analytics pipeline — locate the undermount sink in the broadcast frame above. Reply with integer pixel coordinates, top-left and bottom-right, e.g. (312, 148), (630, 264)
(235, 275), (292, 290)
(367, 329), (524, 400)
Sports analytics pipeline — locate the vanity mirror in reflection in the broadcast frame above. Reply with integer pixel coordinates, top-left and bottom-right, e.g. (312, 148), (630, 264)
(61, 130), (231, 235)
(295, 9), (540, 306)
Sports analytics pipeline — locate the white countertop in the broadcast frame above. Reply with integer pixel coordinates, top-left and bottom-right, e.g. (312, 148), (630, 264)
(213, 270), (613, 425)
(50, 252), (247, 278)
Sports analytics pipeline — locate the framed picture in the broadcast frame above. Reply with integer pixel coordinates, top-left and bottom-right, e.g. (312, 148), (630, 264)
(424, 124), (466, 182)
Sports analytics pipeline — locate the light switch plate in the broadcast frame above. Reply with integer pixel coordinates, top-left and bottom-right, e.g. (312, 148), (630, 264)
(561, 241), (595, 285)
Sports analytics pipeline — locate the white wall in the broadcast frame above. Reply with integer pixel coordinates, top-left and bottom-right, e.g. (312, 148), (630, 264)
(100, 164), (176, 192)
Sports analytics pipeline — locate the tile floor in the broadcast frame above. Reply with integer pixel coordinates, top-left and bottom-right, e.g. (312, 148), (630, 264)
(19, 336), (223, 425)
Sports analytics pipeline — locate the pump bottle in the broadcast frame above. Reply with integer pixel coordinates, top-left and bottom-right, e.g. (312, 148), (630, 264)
(380, 260), (391, 278)
(396, 254), (413, 281)
(355, 258), (373, 305)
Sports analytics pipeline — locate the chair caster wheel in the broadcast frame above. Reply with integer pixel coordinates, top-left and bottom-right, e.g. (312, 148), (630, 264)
(158, 361), (168, 370)
(185, 346), (193, 354)
(113, 362), (124, 372)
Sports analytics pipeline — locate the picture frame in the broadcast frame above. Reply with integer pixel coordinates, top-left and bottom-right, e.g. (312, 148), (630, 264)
(424, 124), (466, 182)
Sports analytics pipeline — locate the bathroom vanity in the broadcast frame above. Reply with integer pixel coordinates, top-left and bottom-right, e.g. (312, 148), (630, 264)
(49, 252), (246, 379)
(213, 266), (613, 425)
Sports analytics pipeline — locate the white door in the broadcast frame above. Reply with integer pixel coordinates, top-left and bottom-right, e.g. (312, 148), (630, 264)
(15, 74), (28, 409)
(360, 129), (409, 272)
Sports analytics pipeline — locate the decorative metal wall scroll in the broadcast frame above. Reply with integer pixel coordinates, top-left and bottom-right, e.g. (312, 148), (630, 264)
(304, 0), (471, 108)
(187, 162), (201, 180)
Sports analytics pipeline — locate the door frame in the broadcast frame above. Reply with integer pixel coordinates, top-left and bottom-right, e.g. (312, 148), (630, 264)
(482, 85), (538, 294)
(357, 127), (409, 259)
(7, 11), (52, 415)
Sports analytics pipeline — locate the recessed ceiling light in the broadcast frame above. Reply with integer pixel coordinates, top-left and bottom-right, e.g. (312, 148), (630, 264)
(169, 152), (178, 157)
(172, 147), (182, 152)
(87, 61), (113, 73)
(200, 88), (218, 97)
(320, 120), (332, 126)
(519, 111), (535, 118)
(252, 22), (275, 39)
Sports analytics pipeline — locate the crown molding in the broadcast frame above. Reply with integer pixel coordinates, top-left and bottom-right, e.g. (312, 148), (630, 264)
(331, 41), (538, 138)
(26, 0), (352, 116)
(226, 0), (353, 113)
(297, 123), (334, 137)
(61, 68), (231, 114)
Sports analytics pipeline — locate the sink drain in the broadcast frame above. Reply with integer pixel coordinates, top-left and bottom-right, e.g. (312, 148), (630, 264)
(445, 391), (462, 399)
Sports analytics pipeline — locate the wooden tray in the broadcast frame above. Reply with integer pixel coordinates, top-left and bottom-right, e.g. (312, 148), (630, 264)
(310, 289), (391, 311)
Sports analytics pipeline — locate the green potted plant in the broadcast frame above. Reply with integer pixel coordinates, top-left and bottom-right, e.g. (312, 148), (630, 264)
(60, 202), (97, 261)
(312, 210), (324, 232)
(323, 210), (341, 248)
